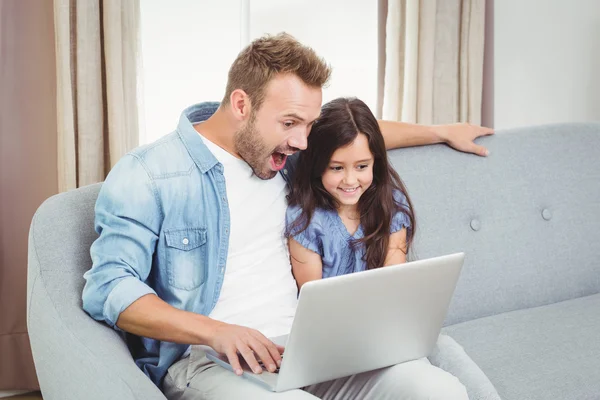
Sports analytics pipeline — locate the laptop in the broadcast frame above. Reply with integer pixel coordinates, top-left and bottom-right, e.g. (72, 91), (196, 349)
(204, 252), (465, 392)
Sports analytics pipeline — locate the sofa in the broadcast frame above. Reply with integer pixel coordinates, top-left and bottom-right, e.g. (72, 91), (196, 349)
(27, 123), (600, 399)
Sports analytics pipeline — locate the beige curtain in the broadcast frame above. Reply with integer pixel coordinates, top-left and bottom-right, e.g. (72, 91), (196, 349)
(54, 0), (141, 192)
(383, 0), (486, 125)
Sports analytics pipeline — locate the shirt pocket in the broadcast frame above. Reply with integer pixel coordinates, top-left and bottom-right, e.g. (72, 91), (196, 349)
(164, 227), (208, 290)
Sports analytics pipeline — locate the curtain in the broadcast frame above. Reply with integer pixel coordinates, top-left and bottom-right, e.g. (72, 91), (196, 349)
(383, 0), (486, 125)
(54, 0), (141, 192)
(0, 0), (58, 391)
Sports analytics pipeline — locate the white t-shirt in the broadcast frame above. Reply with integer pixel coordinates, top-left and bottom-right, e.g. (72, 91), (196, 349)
(201, 135), (298, 338)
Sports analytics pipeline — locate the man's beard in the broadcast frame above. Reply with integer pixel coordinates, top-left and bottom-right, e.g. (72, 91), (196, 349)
(234, 117), (277, 180)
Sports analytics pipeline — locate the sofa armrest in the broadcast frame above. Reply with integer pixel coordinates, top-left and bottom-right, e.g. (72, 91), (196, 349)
(27, 211), (166, 400)
(429, 334), (501, 400)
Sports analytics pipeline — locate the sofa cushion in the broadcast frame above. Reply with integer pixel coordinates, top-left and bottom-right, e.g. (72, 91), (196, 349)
(429, 334), (501, 400)
(443, 293), (600, 400)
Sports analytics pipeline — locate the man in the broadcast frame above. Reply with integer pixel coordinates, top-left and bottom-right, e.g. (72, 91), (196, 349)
(83, 33), (492, 399)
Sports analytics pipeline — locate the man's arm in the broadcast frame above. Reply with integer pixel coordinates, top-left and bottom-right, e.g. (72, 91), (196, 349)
(378, 120), (494, 156)
(117, 294), (283, 375)
(83, 155), (281, 376)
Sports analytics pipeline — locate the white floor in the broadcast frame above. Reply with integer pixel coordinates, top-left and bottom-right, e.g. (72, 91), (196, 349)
(0, 390), (32, 398)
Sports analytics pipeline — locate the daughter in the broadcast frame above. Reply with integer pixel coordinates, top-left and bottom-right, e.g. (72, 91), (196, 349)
(285, 97), (416, 289)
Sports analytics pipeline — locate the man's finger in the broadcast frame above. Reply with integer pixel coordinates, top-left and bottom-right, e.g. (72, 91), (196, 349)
(469, 143), (489, 157)
(477, 127), (495, 136)
(225, 347), (243, 376)
(239, 344), (262, 374)
(265, 341), (284, 368)
(251, 331), (283, 369)
(249, 338), (278, 373)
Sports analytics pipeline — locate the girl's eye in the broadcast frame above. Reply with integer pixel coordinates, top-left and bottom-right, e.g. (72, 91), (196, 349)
(357, 164), (369, 170)
(330, 166), (343, 171)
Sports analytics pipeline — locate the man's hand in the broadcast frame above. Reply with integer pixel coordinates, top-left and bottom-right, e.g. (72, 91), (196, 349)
(433, 123), (494, 157)
(209, 322), (284, 376)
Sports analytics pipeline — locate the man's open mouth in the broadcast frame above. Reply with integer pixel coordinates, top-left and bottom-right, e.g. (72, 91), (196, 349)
(270, 152), (288, 171)
(270, 150), (295, 171)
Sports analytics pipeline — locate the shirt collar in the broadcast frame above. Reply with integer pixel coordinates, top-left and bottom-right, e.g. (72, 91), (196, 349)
(177, 102), (221, 174)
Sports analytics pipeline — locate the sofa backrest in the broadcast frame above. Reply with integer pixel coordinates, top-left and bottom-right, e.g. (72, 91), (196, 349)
(30, 123), (600, 332)
(387, 123), (600, 326)
(28, 183), (101, 307)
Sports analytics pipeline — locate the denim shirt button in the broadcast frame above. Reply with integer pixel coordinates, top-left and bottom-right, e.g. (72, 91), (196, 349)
(283, 169), (288, 175)
(182, 238), (189, 245)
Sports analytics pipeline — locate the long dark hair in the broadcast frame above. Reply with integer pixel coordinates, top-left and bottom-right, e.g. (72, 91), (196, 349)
(286, 97), (416, 269)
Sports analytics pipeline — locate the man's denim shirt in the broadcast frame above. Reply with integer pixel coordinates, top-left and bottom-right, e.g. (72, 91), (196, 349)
(82, 102), (298, 388)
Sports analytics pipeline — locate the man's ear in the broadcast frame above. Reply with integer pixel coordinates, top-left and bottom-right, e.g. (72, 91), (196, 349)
(229, 89), (252, 122)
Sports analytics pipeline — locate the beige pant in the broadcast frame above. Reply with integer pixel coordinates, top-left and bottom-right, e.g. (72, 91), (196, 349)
(163, 346), (469, 400)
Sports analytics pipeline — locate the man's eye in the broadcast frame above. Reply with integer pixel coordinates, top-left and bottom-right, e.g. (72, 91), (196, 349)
(283, 121), (294, 128)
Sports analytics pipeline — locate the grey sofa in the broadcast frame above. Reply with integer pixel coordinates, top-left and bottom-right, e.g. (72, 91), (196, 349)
(27, 123), (600, 400)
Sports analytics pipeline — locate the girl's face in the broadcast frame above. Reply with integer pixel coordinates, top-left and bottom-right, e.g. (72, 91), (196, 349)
(321, 133), (374, 209)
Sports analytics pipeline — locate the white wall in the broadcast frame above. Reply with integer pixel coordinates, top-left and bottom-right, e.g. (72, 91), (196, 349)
(250, 0), (377, 112)
(140, 0), (378, 144)
(492, 0), (600, 129)
(140, 0), (241, 143)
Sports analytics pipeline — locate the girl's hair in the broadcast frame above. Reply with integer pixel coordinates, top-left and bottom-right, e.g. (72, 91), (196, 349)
(286, 97), (416, 269)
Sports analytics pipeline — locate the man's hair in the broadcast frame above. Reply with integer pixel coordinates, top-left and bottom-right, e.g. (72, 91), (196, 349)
(222, 33), (331, 110)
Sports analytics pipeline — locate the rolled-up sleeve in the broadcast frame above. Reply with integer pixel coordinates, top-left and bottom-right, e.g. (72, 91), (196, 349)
(82, 154), (162, 329)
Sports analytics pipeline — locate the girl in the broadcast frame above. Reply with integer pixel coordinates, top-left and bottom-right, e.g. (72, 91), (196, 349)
(285, 97), (416, 289)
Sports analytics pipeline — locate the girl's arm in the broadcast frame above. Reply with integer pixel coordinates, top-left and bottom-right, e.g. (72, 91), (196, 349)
(288, 238), (323, 290)
(383, 228), (408, 266)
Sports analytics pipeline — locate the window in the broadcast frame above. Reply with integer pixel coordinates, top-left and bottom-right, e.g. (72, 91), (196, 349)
(140, 0), (378, 144)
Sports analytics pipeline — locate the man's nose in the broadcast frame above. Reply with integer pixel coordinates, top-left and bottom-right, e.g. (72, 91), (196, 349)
(288, 130), (308, 151)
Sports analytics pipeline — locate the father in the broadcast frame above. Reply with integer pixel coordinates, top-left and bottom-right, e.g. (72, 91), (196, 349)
(83, 33), (492, 399)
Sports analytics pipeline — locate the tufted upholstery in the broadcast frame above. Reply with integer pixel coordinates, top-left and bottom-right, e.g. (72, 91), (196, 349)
(388, 122), (600, 400)
(388, 123), (600, 326)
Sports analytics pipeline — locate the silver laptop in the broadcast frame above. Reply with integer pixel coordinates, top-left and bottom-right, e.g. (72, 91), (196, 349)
(205, 252), (465, 392)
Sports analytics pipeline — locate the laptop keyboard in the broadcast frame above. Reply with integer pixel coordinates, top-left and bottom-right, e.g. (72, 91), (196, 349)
(257, 354), (283, 373)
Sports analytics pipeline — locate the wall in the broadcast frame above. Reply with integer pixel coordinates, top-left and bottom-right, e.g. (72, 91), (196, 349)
(140, 0), (242, 143)
(249, 0), (378, 112)
(0, 0), (58, 391)
(491, 0), (600, 129)
(140, 0), (378, 144)
(481, 0), (494, 128)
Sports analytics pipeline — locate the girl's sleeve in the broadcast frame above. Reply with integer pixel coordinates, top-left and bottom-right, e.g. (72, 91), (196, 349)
(391, 190), (412, 233)
(285, 205), (321, 254)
